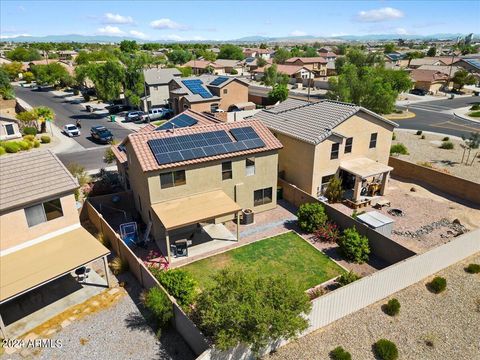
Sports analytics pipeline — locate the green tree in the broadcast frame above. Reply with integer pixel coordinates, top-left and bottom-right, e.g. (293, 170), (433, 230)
(6, 47), (42, 62)
(218, 44), (244, 60)
(262, 64), (289, 86)
(336, 44), (348, 55)
(16, 110), (37, 128)
(256, 57), (267, 67)
(273, 48), (291, 64)
(1, 62), (23, 80)
(427, 46), (436, 57)
(34, 106), (55, 133)
(324, 176), (344, 203)
(31, 63), (72, 87)
(119, 40), (139, 53)
(268, 83), (289, 103)
(194, 267), (311, 354)
(74, 49), (116, 65)
(89, 60), (125, 102)
(405, 51), (424, 67)
(141, 43), (161, 51)
(383, 43), (396, 54)
(0, 68), (15, 100)
(151, 268), (197, 308)
(452, 69), (476, 89)
(176, 66), (193, 77)
(197, 49), (217, 62)
(304, 47), (318, 57)
(23, 71), (35, 83)
(337, 227), (370, 263)
(167, 49), (193, 64)
(35, 42), (54, 61)
(297, 202), (328, 233)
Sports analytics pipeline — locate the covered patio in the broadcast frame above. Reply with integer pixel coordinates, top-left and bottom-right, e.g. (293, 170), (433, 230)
(0, 227), (110, 338)
(151, 190), (242, 263)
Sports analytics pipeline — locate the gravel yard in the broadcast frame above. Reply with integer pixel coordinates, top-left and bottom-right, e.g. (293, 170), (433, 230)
(264, 253), (480, 360)
(392, 130), (480, 183)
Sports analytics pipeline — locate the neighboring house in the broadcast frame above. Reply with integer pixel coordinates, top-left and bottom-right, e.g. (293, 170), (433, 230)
(111, 116), (282, 261)
(0, 151), (110, 337)
(243, 48), (274, 60)
(384, 53), (408, 67)
(168, 75), (249, 115)
(326, 61), (337, 76)
(182, 60), (226, 75)
(243, 57), (273, 72)
(410, 69), (449, 94)
(143, 68), (182, 110)
(255, 99), (397, 202)
(214, 59), (244, 74)
(284, 57), (328, 77)
(318, 49), (337, 62)
(408, 57), (459, 69)
(252, 64), (315, 85)
(0, 119), (21, 141)
(454, 58), (480, 74)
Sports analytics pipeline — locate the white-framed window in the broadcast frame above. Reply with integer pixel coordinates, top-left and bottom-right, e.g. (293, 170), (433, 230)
(345, 137), (353, 153)
(246, 157), (255, 176)
(25, 199), (64, 227)
(330, 143), (340, 160)
(5, 124), (14, 135)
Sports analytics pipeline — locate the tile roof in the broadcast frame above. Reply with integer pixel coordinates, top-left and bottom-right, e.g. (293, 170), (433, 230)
(125, 119), (282, 172)
(253, 64), (310, 76)
(285, 57), (327, 64)
(254, 99), (397, 145)
(144, 68), (181, 85)
(0, 150), (78, 212)
(410, 69), (449, 82)
(183, 60), (224, 69)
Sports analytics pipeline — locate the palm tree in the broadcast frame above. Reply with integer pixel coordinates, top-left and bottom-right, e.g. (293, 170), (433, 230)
(34, 106), (55, 133)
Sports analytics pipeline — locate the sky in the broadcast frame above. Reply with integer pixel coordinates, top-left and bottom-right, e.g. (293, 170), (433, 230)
(1, 1), (479, 40)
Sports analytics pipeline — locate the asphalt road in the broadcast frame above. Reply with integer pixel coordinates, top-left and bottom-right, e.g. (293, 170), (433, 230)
(56, 148), (111, 172)
(14, 86), (132, 148)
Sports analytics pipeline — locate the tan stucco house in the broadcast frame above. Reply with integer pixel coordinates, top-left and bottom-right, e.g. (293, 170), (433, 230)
(252, 64), (315, 85)
(410, 69), (449, 94)
(143, 68), (181, 110)
(285, 57), (328, 77)
(255, 99), (398, 204)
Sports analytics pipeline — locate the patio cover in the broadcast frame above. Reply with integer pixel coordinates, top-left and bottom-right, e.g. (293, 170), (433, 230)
(340, 157), (393, 179)
(0, 227), (110, 304)
(152, 190), (242, 231)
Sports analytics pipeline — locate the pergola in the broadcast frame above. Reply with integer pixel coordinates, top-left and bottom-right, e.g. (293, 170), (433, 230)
(0, 227), (110, 338)
(339, 157), (393, 202)
(151, 190), (242, 263)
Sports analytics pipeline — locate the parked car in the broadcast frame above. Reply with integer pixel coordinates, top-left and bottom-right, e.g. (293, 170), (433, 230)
(126, 111), (145, 122)
(107, 104), (132, 114)
(90, 126), (113, 143)
(409, 88), (428, 96)
(63, 124), (81, 137)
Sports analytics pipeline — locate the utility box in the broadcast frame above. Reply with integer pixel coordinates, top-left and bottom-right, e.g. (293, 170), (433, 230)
(357, 211), (394, 236)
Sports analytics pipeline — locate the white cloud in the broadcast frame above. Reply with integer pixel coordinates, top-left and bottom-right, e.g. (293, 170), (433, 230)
(97, 26), (125, 36)
(103, 13), (134, 24)
(356, 7), (404, 22)
(290, 30), (307, 37)
(395, 28), (408, 35)
(129, 30), (148, 39)
(0, 33), (31, 39)
(150, 18), (188, 30)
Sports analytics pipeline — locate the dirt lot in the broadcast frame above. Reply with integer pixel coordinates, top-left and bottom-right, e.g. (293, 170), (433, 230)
(264, 253), (480, 360)
(392, 130), (480, 183)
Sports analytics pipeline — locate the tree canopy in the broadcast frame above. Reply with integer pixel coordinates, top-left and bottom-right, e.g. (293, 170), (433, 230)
(262, 64), (289, 86)
(427, 46), (437, 57)
(31, 63), (72, 87)
(0, 68), (15, 100)
(452, 69), (476, 89)
(273, 48), (291, 64)
(6, 47), (42, 62)
(218, 44), (244, 60)
(1, 62), (23, 81)
(119, 40), (139, 53)
(167, 49), (193, 64)
(269, 84), (289, 103)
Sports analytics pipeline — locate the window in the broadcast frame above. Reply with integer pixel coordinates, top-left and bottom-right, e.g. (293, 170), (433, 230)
(5, 124), (14, 136)
(210, 103), (219, 112)
(222, 161), (232, 180)
(254, 187), (273, 206)
(25, 199), (63, 227)
(246, 157), (255, 176)
(223, 88), (228, 94)
(369, 133), (378, 148)
(160, 170), (186, 189)
(319, 175), (334, 195)
(344, 137), (353, 153)
(330, 143), (340, 160)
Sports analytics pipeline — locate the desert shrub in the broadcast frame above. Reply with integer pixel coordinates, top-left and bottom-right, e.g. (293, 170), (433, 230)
(384, 298), (401, 316)
(4, 141), (20, 153)
(391, 133), (396, 140)
(390, 143), (409, 155)
(230, 69), (238, 75)
(420, 134), (426, 139)
(104, 147), (116, 164)
(394, 109), (402, 114)
(470, 104), (480, 111)
(73, 88), (80, 95)
(417, 161), (433, 168)
(23, 134), (35, 142)
(324, 176), (344, 203)
(23, 126), (37, 136)
(442, 136), (450, 141)
(308, 286), (325, 300)
(83, 93), (91, 102)
(440, 141), (454, 149)
(40, 135), (51, 143)
(374, 339), (398, 360)
(33, 140), (40, 148)
(330, 346), (352, 360)
(337, 227), (370, 263)
(17, 140), (32, 150)
(337, 271), (361, 287)
(0, 146), (5, 155)
(428, 276), (447, 293)
(297, 202), (328, 233)
(313, 222), (340, 243)
(416, 130), (422, 135)
(150, 268), (197, 308)
(143, 287), (173, 328)
(469, 110), (480, 117)
(109, 256), (129, 275)
(465, 263), (480, 274)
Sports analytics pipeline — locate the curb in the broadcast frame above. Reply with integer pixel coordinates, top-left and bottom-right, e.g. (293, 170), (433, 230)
(385, 111), (416, 120)
(452, 112), (480, 124)
(394, 128), (464, 141)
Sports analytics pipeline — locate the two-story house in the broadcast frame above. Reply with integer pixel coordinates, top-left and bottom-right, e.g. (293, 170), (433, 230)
(112, 116), (282, 262)
(143, 68), (181, 110)
(252, 64), (315, 85)
(255, 99), (397, 204)
(0, 150), (110, 338)
(284, 57), (328, 77)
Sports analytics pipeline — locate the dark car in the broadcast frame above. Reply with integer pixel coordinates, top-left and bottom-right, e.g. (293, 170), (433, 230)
(90, 126), (113, 143)
(409, 88), (428, 96)
(107, 104), (132, 114)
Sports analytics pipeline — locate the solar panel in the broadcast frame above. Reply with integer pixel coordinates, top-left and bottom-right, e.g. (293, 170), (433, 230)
(230, 126), (262, 141)
(210, 76), (229, 86)
(182, 79), (213, 99)
(156, 113), (198, 131)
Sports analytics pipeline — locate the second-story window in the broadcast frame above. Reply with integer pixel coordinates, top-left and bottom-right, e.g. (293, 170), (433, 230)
(222, 161), (232, 180)
(344, 137), (353, 153)
(330, 143), (340, 160)
(223, 88), (228, 94)
(210, 103), (219, 112)
(25, 199), (64, 227)
(246, 157), (255, 176)
(369, 133), (378, 148)
(160, 170), (186, 189)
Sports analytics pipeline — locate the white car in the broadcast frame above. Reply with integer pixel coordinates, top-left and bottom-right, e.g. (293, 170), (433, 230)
(63, 124), (81, 137)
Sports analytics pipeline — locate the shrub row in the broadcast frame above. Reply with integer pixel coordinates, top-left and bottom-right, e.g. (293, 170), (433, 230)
(329, 339), (398, 360)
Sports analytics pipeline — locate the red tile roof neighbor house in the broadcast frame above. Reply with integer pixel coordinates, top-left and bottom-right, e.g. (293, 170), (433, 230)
(253, 64), (311, 76)
(410, 69), (449, 83)
(285, 57), (328, 64)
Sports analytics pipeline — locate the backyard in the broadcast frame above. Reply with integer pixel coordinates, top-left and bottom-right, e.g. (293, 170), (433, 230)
(181, 231), (345, 291)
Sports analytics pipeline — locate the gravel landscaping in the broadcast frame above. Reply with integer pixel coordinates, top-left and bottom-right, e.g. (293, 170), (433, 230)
(391, 130), (480, 183)
(264, 253), (480, 360)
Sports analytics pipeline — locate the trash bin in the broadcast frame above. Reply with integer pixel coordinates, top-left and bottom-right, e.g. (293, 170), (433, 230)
(110, 115), (116, 122)
(450, 94), (455, 99)
(277, 186), (283, 200)
(242, 209), (254, 225)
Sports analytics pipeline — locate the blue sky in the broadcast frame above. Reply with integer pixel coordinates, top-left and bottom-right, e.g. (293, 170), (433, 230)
(1, 1), (479, 40)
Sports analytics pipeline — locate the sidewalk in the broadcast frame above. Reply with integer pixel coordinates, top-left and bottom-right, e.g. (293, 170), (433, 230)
(453, 106), (480, 124)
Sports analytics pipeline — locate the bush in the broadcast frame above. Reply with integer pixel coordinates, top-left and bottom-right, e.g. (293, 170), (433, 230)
(40, 135), (51, 143)
(428, 276), (447, 293)
(4, 141), (20, 153)
(390, 143), (409, 155)
(313, 222), (340, 243)
(330, 346), (352, 360)
(374, 339), (398, 360)
(230, 69), (238, 75)
(104, 147), (116, 164)
(440, 141), (454, 149)
(469, 110), (480, 117)
(0, 146), (5, 156)
(297, 202), (328, 233)
(416, 130), (422, 135)
(33, 140), (40, 148)
(23, 126), (37, 136)
(143, 287), (173, 329)
(83, 93), (91, 102)
(383, 298), (401, 316)
(465, 263), (480, 274)
(420, 134), (426, 139)
(324, 176), (344, 203)
(17, 140), (32, 150)
(470, 104), (480, 111)
(337, 271), (361, 287)
(337, 227), (370, 263)
(73, 88), (80, 95)
(23, 134), (35, 142)
(151, 268), (197, 308)
(391, 133), (396, 140)
(109, 256), (129, 275)
(442, 136), (450, 141)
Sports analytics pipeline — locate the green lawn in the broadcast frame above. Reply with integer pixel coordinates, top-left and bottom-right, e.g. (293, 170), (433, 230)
(151, 120), (166, 125)
(181, 231), (345, 291)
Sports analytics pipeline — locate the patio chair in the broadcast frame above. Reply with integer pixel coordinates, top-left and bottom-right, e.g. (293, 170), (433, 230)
(75, 266), (90, 283)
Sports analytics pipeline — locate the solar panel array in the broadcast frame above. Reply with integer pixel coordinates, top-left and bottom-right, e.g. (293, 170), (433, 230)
(182, 79), (213, 99)
(156, 113), (198, 131)
(465, 58), (480, 69)
(210, 76), (229, 86)
(148, 127), (265, 165)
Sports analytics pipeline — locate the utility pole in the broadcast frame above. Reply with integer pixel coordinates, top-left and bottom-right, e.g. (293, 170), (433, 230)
(307, 70), (312, 101)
